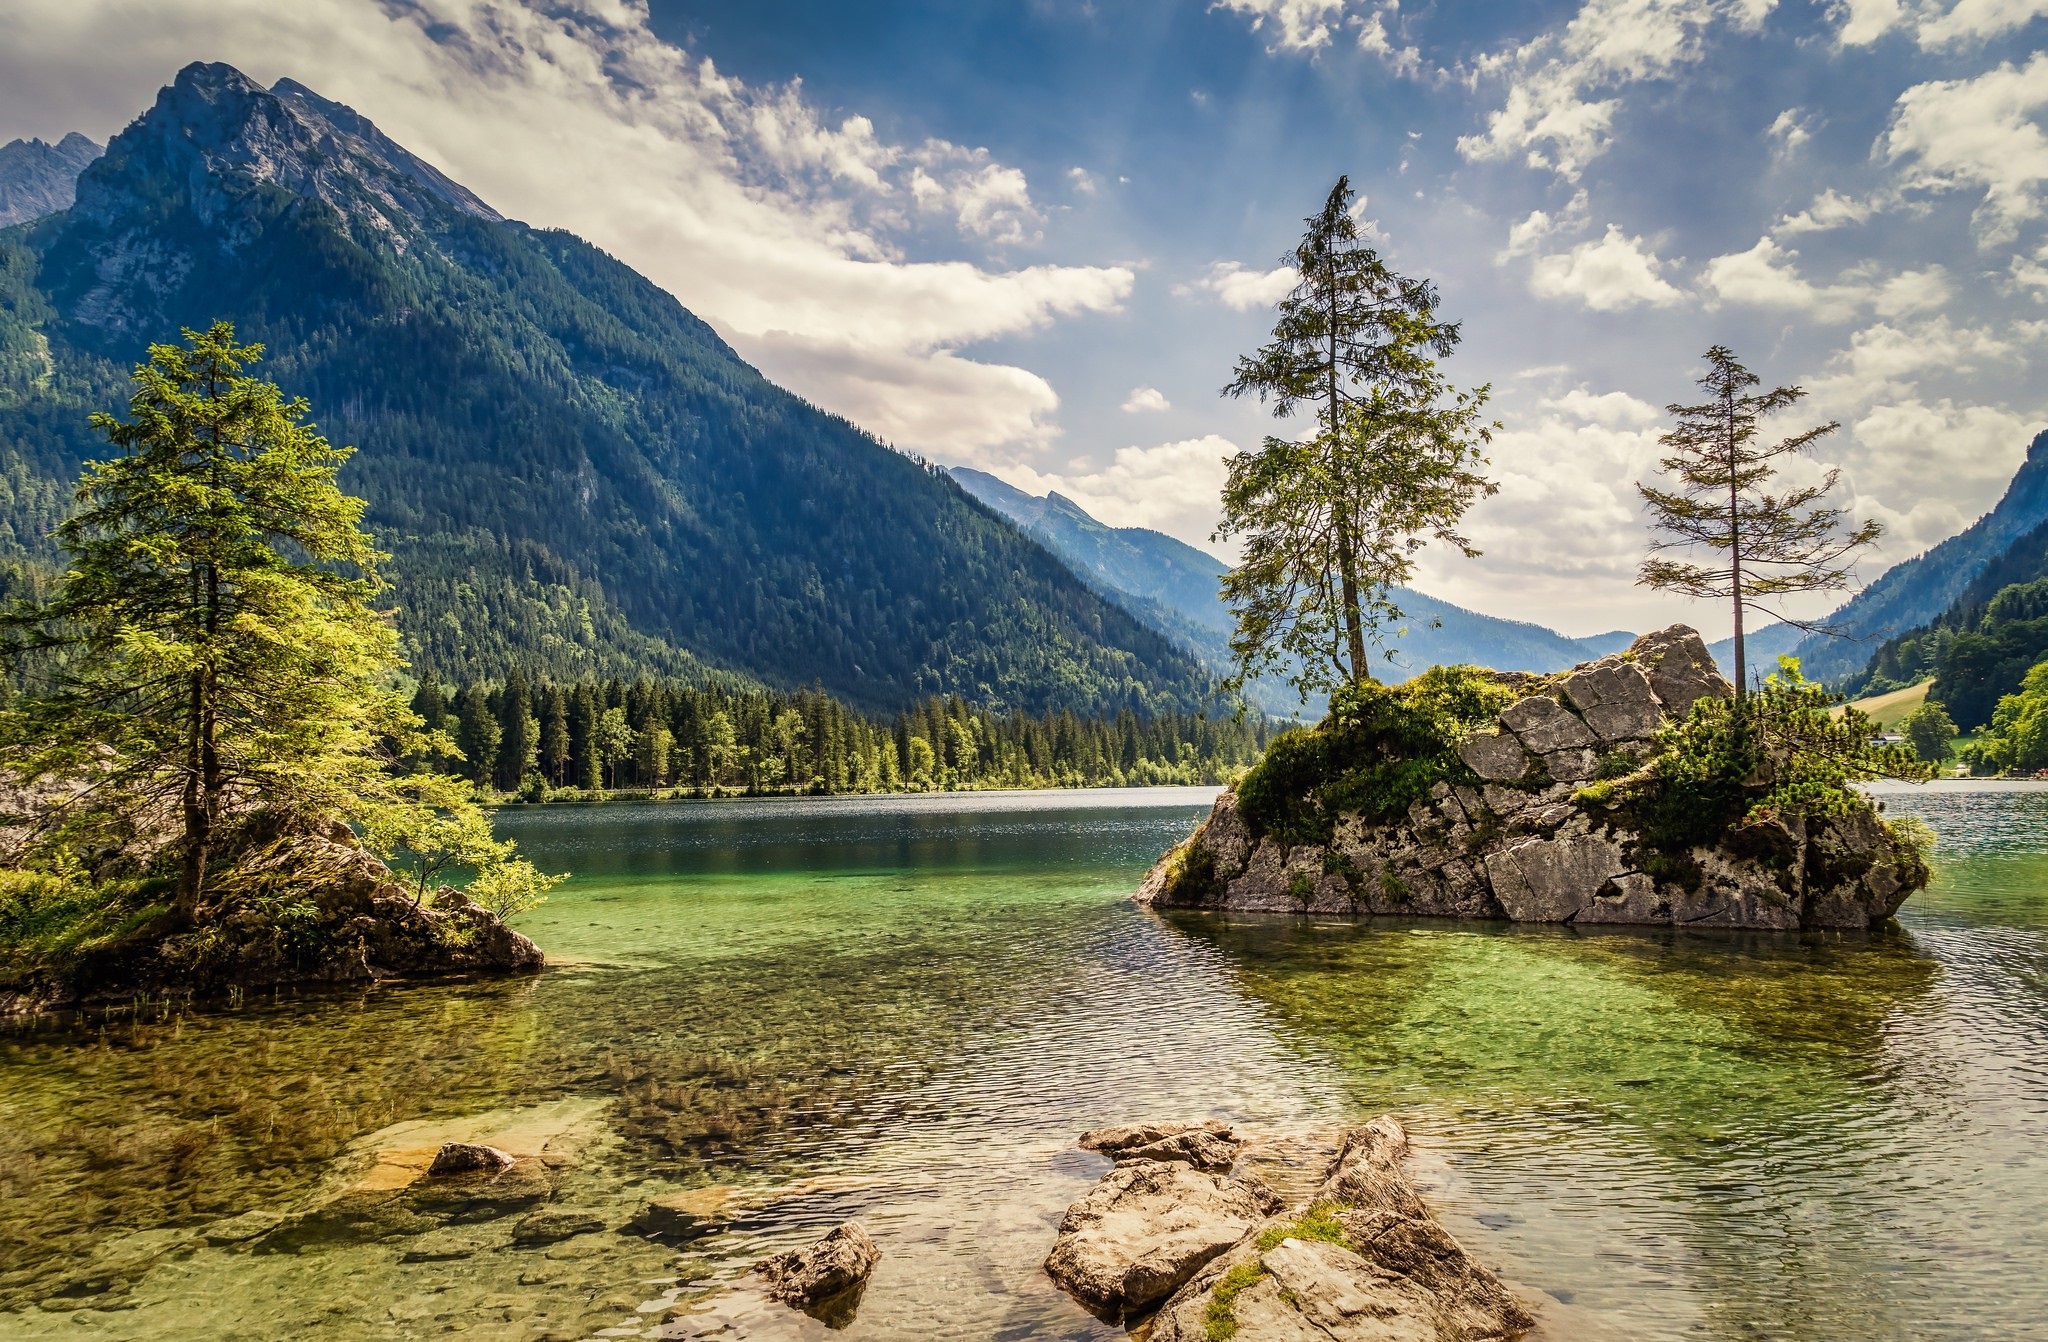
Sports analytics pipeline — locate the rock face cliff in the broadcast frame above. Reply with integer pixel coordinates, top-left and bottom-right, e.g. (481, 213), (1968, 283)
(1140, 627), (1927, 931)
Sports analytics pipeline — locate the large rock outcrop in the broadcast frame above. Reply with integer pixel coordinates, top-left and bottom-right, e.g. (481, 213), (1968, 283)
(1140, 626), (1927, 931)
(1046, 1118), (1531, 1340)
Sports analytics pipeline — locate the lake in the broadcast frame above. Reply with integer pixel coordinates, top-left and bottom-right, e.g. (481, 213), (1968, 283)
(1, 783), (2045, 1340)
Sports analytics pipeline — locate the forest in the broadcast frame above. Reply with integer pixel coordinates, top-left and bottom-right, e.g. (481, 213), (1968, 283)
(416, 671), (1278, 798)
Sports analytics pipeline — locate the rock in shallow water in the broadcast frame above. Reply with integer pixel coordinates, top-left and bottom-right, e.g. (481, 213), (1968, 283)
(425, 1142), (515, 1177)
(1140, 1117), (1534, 1341)
(1044, 1154), (1284, 1320)
(749, 1221), (879, 1314)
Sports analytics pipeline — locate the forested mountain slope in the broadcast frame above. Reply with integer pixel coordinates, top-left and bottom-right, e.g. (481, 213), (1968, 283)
(1790, 428), (2048, 685)
(0, 62), (1211, 715)
(948, 466), (1630, 693)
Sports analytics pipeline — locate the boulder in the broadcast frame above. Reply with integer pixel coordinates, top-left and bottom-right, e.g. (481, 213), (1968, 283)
(1147, 1118), (1533, 1342)
(1484, 835), (1627, 923)
(1498, 696), (1594, 754)
(749, 1221), (879, 1312)
(425, 1142), (515, 1177)
(1044, 1157), (1283, 1320)
(1633, 624), (1729, 717)
(1456, 730), (1529, 783)
(1082, 1120), (1238, 1170)
(1561, 661), (1664, 742)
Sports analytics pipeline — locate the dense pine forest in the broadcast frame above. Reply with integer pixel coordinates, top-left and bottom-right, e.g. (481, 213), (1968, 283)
(415, 672), (1278, 798)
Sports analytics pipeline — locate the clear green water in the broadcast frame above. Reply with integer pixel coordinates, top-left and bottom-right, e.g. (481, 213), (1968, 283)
(1, 783), (2045, 1340)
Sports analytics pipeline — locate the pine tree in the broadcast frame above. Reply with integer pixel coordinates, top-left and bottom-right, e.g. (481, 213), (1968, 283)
(1639, 346), (1882, 694)
(1218, 177), (1495, 700)
(0, 323), (553, 920)
(540, 685), (571, 784)
(496, 667), (537, 790)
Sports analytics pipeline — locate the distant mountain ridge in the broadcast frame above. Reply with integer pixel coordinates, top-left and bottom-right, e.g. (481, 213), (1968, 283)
(947, 466), (1634, 705)
(0, 62), (1212, 716)
(1790, 428), (2048, 684)
(0, 133), (101, 227)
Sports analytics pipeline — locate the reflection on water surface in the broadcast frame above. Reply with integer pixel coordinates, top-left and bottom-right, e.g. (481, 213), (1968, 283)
(1, 783), (2045, 1340)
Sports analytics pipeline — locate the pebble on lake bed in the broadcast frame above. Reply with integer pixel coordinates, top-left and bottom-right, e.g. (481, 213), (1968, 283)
(426, 1142), (516, 1177)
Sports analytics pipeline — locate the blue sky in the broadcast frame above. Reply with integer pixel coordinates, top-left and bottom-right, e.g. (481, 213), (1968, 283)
(3, 0), (2045, 637)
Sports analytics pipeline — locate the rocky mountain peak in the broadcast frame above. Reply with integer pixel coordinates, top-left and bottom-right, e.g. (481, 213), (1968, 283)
(0, 131), (103, 227)
(73, 61), (499, 239)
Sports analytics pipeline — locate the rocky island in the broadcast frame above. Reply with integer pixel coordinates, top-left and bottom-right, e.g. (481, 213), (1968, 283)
(1140, 626), (1929, 930)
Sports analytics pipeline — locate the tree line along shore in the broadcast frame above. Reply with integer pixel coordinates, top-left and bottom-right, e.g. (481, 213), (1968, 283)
(416, 673), (1277, 801)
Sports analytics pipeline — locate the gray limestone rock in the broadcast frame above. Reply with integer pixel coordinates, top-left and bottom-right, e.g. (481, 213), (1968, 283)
(1541, 747), (1601, 783)
(1082, 1120), (1234, 1160)
(1485, 834), (1626, 922)
(1499, 696), (1595, 753)
(1562, 661), (1665, 741)
(1456, 729), (1529, 782)
(1631, 625), (1732, 717)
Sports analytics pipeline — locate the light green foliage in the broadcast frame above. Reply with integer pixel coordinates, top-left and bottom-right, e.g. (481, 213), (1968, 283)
(1204, 1261), (1269, 1341)
(1218, 176), (1495, 703)
(1234, 665), (1517, 844)
(1899, 701), (1959, 764)
(1253, 1202), (1351, 1253)
(0, 323), (556, 936)
(1637, 346), (1881, 694)
(1965, 657), (2048, 773)
(1579, 658), (1934, 852)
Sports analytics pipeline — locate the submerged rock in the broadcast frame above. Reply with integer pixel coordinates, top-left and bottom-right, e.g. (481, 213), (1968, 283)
(1140, 625), (1929, 931)
(1081, 1119), (1240, 1170)
(426, 1142), (515, 1177)
(749, 1221), (879, 1320)
(1043, 1151), (1283, 1320)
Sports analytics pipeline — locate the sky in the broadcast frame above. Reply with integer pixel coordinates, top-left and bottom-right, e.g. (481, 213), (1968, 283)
(2, 0), (2045, 639)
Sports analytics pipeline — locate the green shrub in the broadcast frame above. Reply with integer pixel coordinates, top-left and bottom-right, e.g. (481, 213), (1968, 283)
(1581, 657), (1934, 854)
(1235, 666), (1517, 844)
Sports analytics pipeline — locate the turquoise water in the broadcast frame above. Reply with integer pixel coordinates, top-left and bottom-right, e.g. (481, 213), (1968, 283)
(0, 783), (2044, 1340)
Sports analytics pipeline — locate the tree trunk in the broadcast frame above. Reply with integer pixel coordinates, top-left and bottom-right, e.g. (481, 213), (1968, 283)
(1328, 276), (1368, 683)
(1726, 385), (1745, 698)
(177, 666), (208, 925)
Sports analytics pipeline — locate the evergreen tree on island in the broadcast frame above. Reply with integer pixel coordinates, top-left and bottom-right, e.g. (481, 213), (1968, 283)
(1638, 345), (1883, 695)
(0, 323), (553, 925)
(1217, 176), (1497, 702)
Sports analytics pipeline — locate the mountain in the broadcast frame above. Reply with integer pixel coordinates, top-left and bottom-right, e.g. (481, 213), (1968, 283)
(946, 466), (1633, 702)
(1788, 428), (2048, 685)
(0, 62), (1213, 716)
(0, 134), (101, 227)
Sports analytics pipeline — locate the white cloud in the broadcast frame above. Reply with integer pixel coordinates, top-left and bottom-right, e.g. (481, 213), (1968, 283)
(1542, 387), (1664, 428)
(1179, 260), (1299, 311)
(1211, 0), (1347, 50)
(1829, 0), (1907, 43)
(1702, 236), (1948, 321)
(1068, 166), (1099, 195)
(1356, 5), (1424, 77)
(1774, 188), (1877, 234)
(994, 436), (1242, 552)
(1883, 53), (2048, 246)
(0, 0), (1127, 462)
(1916, 0), (2048, 47)
(2013, 242), (2048, 295)
(1121, 386), (1171, 413)
(1802, 315), (2019, 415)
(1767, 107), (1814, 152)
(1459, 0), (1777, 180)
(1845, 398), (2038, 555)
(1527, 225), (1686, 310)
